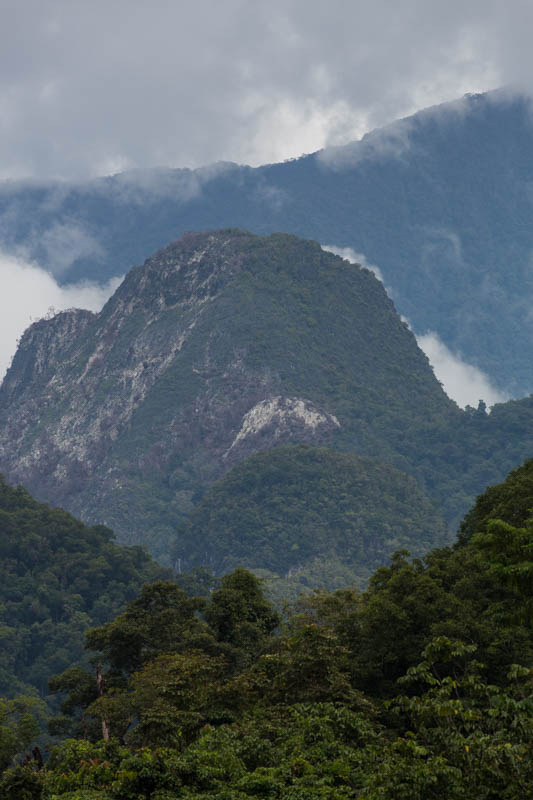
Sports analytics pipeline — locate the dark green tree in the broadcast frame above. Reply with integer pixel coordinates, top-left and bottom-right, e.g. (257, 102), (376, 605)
(204, 569), (280, 668)
(86, 581), (210, 676)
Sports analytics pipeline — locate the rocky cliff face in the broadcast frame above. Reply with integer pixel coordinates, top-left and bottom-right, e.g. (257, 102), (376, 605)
(0, 229), (455, 560)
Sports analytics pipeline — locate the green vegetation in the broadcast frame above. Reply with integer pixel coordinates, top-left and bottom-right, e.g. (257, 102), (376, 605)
(175, 445), (447, 588)
(0, 229), (459, 567)
(8, 228), (533, 581)
(459, 455), (533, 543)
(3, 461), (533, 796)
(0, 476), (169, 702)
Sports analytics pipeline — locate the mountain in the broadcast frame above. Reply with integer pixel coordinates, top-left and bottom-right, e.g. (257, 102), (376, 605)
(2, 90), (533, 394)
(4, 226), (533, 581)
(0, 229), (459, 563)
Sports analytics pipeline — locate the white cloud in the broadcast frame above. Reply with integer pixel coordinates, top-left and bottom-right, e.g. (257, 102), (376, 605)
(0, 251), (121, 381)
(322, 244), (384, 283)
(319, 117), (414, 169)
(0, 1), (530, 179)
(40, 220), (105, 275)
(416, 330), (507, 409)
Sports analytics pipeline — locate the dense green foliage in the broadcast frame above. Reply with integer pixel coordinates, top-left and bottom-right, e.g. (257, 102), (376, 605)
(0, 476), (169, 700)
(3, 461), (533, 797)
(0, 695), (46, 771)
(459, 456), (533, 543)
(175, 445), (447, 587)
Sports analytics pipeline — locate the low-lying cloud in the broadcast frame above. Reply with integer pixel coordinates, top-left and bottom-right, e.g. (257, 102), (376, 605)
(417, 331), (507, 409)
(39, 220), (105, 276)
(320, 117), (414, 169)
(0, 251), (121, 381)
(322, 244), (385, 283)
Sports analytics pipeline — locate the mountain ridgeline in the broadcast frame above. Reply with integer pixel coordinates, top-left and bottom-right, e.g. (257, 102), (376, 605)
(2, 90), (533, 394)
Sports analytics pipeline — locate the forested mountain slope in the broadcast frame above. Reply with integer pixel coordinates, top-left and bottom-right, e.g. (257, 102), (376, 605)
(174, 445), (447, 589)
(0, 476), (168, 700)
(2, 90), (533, 393)
(6, 461), (533, 798)
(0, 230), (456, 562)
(4, 228), (533, 573)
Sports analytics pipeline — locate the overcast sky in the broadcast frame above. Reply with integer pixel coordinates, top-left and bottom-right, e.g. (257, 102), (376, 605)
(1, 0), (532, 180)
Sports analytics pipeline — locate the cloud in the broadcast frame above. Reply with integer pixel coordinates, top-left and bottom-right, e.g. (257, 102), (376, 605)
(0, 1), (531, 179)
(322, 244), (384, 283)
(39, 220), (105, 275)
(416, 330), (507, 409)
(319, 117), (414, 169)
(0, 251), (121, 381)
(99, 167), (203, 206)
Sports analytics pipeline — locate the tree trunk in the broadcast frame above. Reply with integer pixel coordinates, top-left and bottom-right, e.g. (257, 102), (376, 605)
(96, 663), (110, 742)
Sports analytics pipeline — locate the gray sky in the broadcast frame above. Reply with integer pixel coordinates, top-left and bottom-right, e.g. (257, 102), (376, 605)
(1, 0), (531, 180)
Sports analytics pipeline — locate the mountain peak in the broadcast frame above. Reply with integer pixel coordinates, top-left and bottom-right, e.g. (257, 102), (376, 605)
(102, 228), (250, 320)
(0, 229), (451, 560)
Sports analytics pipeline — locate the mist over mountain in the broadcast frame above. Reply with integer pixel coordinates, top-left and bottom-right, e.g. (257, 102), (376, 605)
(2, 90), (533, 395)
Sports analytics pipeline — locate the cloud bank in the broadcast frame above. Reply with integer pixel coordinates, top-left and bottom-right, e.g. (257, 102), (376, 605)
(0, 1), (532, 179)
(417, 331), (507, 409)
(0, 252), (121, 381)
(39, 220), (105, 276)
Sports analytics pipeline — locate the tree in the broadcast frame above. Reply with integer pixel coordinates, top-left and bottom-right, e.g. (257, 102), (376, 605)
(126, 650), (226, 748)
(364, 638), (533, 799)
(204, 569), (280, 668)
(0, 695), (45, 771)
(86, 581), (210, 676)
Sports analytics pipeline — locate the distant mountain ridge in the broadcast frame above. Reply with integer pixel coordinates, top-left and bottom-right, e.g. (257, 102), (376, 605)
(2, 90), (533, 394)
